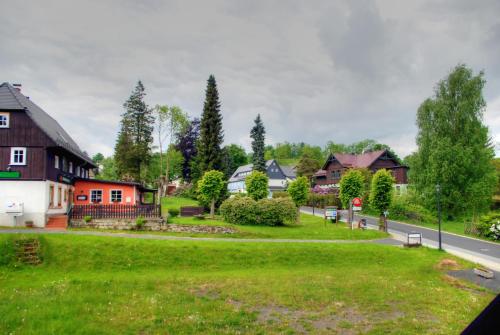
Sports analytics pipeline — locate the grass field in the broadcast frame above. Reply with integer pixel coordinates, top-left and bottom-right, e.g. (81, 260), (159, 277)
(0, 234), (493, 334)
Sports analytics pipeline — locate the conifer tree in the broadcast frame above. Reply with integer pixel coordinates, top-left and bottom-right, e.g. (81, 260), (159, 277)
(250, 114), (266, 172)
(196, 75), (224, 176)
(114, 81), (154, 182)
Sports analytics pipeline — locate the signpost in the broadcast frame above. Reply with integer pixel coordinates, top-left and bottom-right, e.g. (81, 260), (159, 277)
(350, 198), (362, 230)
(324, 206), (337, 225)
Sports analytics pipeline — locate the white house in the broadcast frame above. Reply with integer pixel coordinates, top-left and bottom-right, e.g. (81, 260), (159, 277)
(228, 159), (296, 195)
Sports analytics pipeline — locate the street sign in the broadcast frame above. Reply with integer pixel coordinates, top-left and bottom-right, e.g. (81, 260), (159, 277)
(325, 206), (337, 218)
(352, 197), (362, 211)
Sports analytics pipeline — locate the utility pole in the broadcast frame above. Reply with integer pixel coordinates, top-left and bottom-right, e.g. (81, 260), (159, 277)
(436, 184), (442, 251)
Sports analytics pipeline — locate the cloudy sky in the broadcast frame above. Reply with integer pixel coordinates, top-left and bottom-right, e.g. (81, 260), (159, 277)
(1, 0), (499, 158)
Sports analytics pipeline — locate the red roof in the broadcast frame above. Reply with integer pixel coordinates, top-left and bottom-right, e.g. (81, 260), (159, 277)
(322, 150), (387, 170)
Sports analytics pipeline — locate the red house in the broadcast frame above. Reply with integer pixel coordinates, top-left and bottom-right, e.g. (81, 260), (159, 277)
(313, 150), (408, 192)
(73, 179), (156, 205)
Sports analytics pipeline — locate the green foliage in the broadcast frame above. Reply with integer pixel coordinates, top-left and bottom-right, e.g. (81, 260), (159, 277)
(175, 118), (200, 182)
(287, 177), (310, 208)
(296, 152), (321, 179)
(196, 75), (224, 175)
(172, 183), (197, 200)
(306, 193), (341, 209)
(92, 153), (104, 164)
(265, 142), (324, 164)
(272, 191), (290, 199)
(256, 198), (298, 226)
(250, 114), (266, 172)
(114, 81), (154, 182)
(0, 236), (46, 268)
(135, 217), (146, 230)
(477, 212), (500, 240)
(369, 169), (395, 215)
(83, 216), (92, 223)
(220, 196), (297, 226)
(410, 64), (497, 218)
(222, 144), (248, 178)
(168, 208), (180, 218)
(95, 156), (119, 181)
(245, 171), (269, 200)
(339, 170), (365, 208)
(197, 170), (226, 216)
(220, 196), (258, 225)
(324, 140), (402, 163)
(387, 193), (436, 224)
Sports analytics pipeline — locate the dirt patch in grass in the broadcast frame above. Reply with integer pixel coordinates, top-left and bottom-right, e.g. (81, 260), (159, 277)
(226, 299), (408, 334)
(442, 275), (485, 294)
(435, 258), (461, 271)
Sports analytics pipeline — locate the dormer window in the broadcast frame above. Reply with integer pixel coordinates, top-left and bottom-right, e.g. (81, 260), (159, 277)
(0, 112), (9, 128)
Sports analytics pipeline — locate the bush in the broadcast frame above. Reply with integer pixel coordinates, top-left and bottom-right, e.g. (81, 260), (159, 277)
(83, 215), (92, 223)
(387, 195), (436, 224)
(478, 212), (500, 240)
(220, 196), (297, 226)
(168, 208), (180, 218)
(306, 193), (341, 209)
(220, 196), (258, 225)
(272, 191), (290, 199)
(135, 217), (146, 230)
(173, 183), (197, 199)
(257, 198), (297, 226)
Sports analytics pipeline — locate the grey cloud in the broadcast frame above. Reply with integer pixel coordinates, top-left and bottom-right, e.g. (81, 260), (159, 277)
(0, 0), (499, 157)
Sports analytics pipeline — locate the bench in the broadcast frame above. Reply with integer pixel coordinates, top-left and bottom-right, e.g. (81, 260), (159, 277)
(180, 206), (204, 217)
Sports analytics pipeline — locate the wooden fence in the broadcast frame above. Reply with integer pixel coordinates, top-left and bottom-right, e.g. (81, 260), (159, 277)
(70, 204), (161, 220)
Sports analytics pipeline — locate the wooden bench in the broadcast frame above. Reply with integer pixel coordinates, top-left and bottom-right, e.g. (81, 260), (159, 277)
(180, 206), (204, 217)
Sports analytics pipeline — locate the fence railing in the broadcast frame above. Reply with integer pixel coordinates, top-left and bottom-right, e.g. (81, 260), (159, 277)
(70, 204), (161, 220)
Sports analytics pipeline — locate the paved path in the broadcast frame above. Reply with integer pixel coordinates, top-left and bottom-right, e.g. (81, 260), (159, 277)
(301, 206), (500, 271)
(0, 228), (398, 245)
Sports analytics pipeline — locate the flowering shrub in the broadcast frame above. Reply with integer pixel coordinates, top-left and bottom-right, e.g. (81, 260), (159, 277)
(489, 222), (500, 240)
(478, 213), (500, 240)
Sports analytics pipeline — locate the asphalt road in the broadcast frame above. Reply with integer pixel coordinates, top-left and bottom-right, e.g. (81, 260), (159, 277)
(301, 206), (500, 265)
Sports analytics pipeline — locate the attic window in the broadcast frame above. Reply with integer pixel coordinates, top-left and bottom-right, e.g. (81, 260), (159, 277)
(0, 112), (9, 128)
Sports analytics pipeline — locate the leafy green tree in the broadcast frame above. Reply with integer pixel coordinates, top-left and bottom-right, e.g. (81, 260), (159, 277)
(176, 118), (200, 182)
(370, 169), (395, 231)
(250, 114), (266, 172)
(410, 64), (497, 218)
(245, 171), (269, 200)
(222, 144), (248, 178)
(339, 169), (365, 209)
(296, 152), (321, 180)
(197, 170), (226, 218)
(92, 153), (104, 164)
(95, 156), (118, 181)
(196, 75), (224, 177)
(287, 176), (310, 222)
(114, 81), (154, 182)
(155, 105), (189, 196)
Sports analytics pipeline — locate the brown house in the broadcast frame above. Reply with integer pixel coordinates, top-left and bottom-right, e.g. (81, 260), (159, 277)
(313, 150), (408, 191)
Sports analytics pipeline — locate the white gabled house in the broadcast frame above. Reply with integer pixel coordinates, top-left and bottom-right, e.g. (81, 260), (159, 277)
(228, 159), (296, 196)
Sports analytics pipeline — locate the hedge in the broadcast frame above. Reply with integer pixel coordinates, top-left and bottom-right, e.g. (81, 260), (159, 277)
(220, 196), (297, 226)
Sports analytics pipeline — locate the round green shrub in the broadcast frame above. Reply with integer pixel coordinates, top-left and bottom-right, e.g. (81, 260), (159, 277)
(220, 196), (258, 225)
(272, 191), (290, 199)
(257, 197), (297, 226)
(168, 208), (180, 217)
(245, 171), (269, 200)
(83, 215), (92, 223)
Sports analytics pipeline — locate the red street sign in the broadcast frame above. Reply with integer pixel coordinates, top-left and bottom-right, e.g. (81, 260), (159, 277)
(352, 197), (362, 207)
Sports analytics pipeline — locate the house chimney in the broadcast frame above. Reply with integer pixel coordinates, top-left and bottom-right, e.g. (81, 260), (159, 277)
(13, 83), (22, 92)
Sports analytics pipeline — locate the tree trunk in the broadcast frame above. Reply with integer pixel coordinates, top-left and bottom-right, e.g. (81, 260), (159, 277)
(379, 215), (385, 231)
(296, 207), (301, 224)
(210, 199), (215, 219)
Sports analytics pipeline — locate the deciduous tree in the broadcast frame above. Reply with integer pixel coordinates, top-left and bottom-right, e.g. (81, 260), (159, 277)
(176, 118), (200, 182)
(197, 170), (226, 218)
(370, 169), (394, 231)
(287, 176), (310, 222)
(339, 169), (365, 209)
(245, 171), (269, 200)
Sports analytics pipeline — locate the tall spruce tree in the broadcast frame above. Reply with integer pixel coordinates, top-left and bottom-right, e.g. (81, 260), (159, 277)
(410, 64), (497, 218)
(114, 81), (154, 182)
(250, 114), (266, 172)
(196, 75), (224, 177)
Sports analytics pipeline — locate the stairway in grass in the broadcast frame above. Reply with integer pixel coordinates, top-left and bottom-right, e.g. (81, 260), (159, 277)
(45, 215), (68, 229)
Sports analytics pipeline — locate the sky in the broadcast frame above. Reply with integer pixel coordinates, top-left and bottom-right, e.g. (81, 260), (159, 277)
(1, 0), (499, 158)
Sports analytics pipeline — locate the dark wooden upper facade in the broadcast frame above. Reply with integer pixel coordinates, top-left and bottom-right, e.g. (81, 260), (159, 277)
(0, 83), (96, 183)
(313, 150), (408, 186)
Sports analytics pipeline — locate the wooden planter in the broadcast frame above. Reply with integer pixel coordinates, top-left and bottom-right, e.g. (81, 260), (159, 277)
(474, 267), (494, 279)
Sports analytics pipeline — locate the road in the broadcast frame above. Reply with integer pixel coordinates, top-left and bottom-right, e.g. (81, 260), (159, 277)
(301, 206), (500, 271)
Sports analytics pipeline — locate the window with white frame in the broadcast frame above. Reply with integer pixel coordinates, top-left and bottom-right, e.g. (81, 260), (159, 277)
(54, 155), (59, 169)
(110, 190), (122, 203)
(90, 190), (103, 203)
(69, 162), (73, 174)
(0, 112), (9, 128)
(10, 147), (27, 165)
(76, 166), (80, 176)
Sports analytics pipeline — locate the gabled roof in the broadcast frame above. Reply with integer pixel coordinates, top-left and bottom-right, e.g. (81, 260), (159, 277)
(322, 150), (388, 170)
(229, 159), (296, 182)
(0, 83), (95, 166)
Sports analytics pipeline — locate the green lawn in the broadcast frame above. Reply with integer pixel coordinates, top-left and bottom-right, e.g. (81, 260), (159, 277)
(156, 197), (387, 240)
(0, 234), (493, 334)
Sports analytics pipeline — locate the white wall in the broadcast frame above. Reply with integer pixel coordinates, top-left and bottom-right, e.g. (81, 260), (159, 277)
(0, 180), (71, 227)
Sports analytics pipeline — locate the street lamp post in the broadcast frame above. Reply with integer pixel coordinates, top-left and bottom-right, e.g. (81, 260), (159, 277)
(436, 184), (442, 251)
